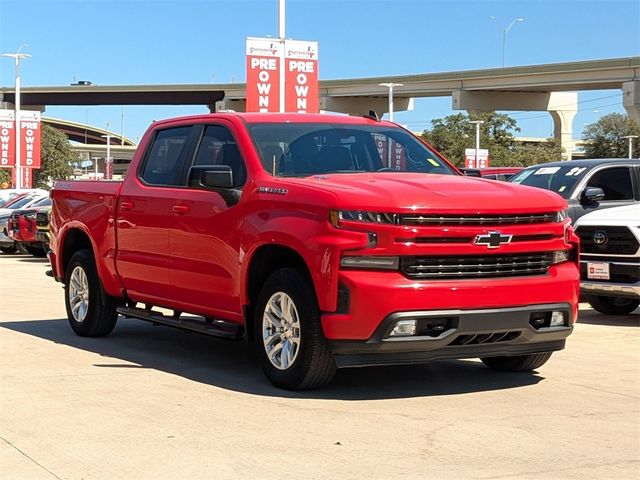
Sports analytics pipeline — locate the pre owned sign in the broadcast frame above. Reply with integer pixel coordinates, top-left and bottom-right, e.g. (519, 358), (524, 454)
(246, 37), (318, 114)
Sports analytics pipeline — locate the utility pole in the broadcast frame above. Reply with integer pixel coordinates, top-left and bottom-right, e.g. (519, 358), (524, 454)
(278, 0), (286, 113)
(101, 134), (113, 180)
(2, 46), (31, 189)
(379, 83), (403, 122)
(469, 120), (485, 168)
(622, 135), (638, 159)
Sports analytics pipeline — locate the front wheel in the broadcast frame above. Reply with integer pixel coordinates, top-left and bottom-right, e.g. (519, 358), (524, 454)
(480, 352), (553, 372)
(64, 249), (118, 337)
(254, 268), (336, 390)
(585, 295), (639, 315)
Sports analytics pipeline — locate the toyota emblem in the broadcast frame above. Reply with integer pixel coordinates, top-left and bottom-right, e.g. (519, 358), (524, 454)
(592, 231), (608, 245)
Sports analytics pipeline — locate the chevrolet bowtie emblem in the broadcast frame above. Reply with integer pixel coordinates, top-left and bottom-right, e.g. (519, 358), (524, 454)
(474, 231), (513, 249)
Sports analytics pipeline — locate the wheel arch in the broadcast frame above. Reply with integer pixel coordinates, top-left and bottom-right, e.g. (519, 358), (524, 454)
(243, 243), (314, 343)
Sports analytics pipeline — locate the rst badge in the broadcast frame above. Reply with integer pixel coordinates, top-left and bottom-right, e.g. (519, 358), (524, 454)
(474, 231), (513, 249)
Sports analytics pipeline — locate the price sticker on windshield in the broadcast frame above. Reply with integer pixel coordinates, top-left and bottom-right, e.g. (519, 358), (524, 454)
(565, 167), (587, 176)
(534, 167), (560, 175)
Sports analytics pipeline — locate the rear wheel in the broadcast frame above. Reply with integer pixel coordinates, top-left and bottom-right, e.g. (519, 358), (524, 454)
(64, 249), (118, 337)
(254, 268), (336, 390)
(480, 352), (553, 372)
(585, 295), (639, 315)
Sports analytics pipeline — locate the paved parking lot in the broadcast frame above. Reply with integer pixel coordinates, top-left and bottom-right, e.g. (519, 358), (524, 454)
(0, 254), (638, 480)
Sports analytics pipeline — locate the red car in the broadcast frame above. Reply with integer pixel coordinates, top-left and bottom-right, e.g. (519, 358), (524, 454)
(6, 197), (51, 256)
(50, 113), (579, 390)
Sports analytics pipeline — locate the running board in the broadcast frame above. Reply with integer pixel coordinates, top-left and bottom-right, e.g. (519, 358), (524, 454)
(116, 306), (243, 340)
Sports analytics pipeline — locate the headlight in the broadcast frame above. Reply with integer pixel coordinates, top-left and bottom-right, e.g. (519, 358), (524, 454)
(554, 209), (568, 222)
(330, 210), (397, 227)
(340, 256), (399, 270)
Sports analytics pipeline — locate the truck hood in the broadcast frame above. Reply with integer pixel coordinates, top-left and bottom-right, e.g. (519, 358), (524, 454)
(575, 204), (640, 226)
(284, 173), (566, 213)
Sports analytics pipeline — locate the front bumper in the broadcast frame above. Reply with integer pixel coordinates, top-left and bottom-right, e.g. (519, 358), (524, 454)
(329, 303), (572, 367)
(581, 281), (640, 299)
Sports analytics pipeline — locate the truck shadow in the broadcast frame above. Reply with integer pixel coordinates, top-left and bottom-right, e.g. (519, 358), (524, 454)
(1, 318), (544, 400)
(576, 308), (639, 327)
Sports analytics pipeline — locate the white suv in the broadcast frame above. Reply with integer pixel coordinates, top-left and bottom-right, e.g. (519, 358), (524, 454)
(574, 204), (640, 315)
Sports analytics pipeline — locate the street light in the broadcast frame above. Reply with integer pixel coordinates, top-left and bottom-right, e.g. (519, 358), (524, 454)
(491, 17), (524, 67)
(2, 45), (31, 190)
(379, 82), (404, 122)
(622, 135), (638, 159)
(469, 120), (485, 167)
(502, 18), (524, 67)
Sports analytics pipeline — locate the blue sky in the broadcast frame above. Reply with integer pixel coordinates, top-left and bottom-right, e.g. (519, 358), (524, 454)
(1, 0), (638, 143)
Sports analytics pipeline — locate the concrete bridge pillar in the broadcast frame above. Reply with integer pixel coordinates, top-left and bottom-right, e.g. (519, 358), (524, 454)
(623, 81), (640, 123)
(453, 90), (577, 160)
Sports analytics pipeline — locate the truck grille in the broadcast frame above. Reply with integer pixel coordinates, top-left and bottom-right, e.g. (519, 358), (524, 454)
(400, 213), (556, 226)
(449, 331), (521, 346)
(36, 212), (49, 228)
(400, 252), (553, 279)
(575, 226), (639, 255)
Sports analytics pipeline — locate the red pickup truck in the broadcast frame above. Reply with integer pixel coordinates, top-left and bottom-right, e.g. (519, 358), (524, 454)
(50, 113), (580, 390)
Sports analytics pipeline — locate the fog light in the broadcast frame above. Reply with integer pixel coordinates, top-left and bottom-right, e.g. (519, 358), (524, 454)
(550, 311), (566, 327)
(552, 250), (569, 264)
(390, 319), (417, 337)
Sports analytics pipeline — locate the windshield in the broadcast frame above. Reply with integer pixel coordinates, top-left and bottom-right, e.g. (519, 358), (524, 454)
(248, 123), (456, 177)
(509, 165), (590, 198)
(4, 195), (39, 209)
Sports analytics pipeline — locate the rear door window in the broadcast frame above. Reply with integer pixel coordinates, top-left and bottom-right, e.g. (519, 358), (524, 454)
(140, 127), (192, 186)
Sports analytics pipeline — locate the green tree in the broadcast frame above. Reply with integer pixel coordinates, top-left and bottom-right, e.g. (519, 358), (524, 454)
(34, 124), (75, 188)
(0, 169), (10, 187)
(422, 111), (562, 167)
(582, 113), (640, 158)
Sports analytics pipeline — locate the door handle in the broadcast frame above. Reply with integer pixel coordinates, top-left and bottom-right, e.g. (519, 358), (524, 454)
(120, 201), (134, 211)
(172, 205), (190, 214)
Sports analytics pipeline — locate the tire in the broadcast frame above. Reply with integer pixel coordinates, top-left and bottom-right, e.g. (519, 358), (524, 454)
(254, 268), (336, 390)
(64, 248), (118, 337)
(0, 246), (17, 254)
(585, 295), (639, 315)
(480, 352), (553, 372)
(25, 244), (46, 257)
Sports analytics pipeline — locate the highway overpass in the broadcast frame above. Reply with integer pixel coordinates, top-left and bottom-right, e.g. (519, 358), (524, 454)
(2, 57), (638, 159)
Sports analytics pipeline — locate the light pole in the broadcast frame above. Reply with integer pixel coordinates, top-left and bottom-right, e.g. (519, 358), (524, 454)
(379, 82), (403, 122)
(469, 120), (485, 168)
(492, 17), (524, 67)
(2, 45), (31, 190)
(278, 0), (286, 113)
(101, 134), (113, 180)
(622, 135), (638, 159)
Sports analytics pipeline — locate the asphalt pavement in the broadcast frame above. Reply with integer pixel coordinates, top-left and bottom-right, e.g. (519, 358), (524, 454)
(0, 254), (638, 480)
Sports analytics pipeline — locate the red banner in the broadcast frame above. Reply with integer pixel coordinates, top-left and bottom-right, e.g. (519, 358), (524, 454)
(21, 114), (41, 169)
(0, 110), (15, 168)
(246, 38), (282, 113)
(284, 40), (318, 113)
(10, 166), (33, 189)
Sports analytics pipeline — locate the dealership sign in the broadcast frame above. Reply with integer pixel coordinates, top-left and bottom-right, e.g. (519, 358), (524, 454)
(246, 38), (283, 113)
(284, 40), (318, 113)
(246, 37), (318, 114)
(464, 148), (489, 169)
(0, 109), (42, 188)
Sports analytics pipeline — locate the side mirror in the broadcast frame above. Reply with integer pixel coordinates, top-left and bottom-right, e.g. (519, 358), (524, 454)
(581, 187), (605, 203)
(189, 165), (234, 189)
(460, 168), (482, 177)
